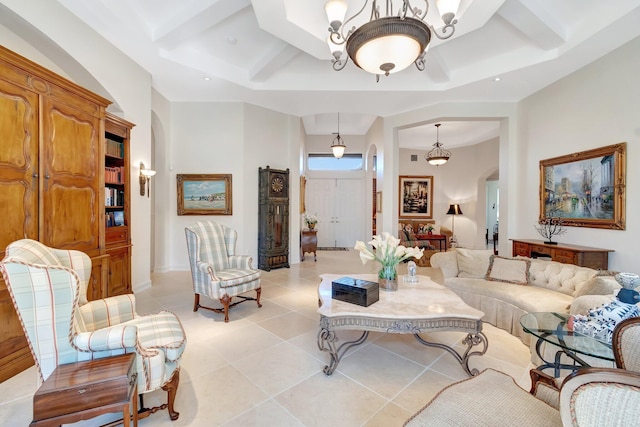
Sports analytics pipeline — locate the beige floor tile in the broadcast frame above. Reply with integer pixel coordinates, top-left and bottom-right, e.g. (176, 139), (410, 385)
(257, 311), (318, 340)
(275, 372), (387, 427)
(210, 323), (284, 363)
(233, 341), (323, 396)
(392, 369), (457, 413)
(338, 343), (426, 399)
(364, 402), (414, 427)
(222, 399), (304, 426)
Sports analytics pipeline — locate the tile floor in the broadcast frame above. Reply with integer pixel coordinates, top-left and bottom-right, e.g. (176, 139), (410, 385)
(0, 249), (534, 426)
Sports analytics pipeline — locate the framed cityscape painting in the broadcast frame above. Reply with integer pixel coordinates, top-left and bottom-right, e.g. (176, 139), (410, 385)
(539, 143), (626, 229)
(177, 174), (232, 215)
(399, 175), (433, 219)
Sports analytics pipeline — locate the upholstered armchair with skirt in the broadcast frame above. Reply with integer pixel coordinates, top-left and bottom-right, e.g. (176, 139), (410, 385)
(0, 239), (187, 421)
(185, 221), (262, 322)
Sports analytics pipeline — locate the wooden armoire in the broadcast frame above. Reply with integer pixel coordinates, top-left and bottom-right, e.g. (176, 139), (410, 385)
(258, 166), (290, 271)
(0, 46), (133, 381)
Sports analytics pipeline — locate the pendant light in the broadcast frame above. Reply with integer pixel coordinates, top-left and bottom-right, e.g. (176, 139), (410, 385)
(331, 112), (346, 159)
(425, 123), (451, 166)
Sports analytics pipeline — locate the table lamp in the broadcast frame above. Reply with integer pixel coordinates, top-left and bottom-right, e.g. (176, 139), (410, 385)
(446, 204), (463, 247)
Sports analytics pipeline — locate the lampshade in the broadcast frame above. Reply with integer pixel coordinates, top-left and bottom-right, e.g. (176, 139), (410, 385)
(325, 0), (348, 31)
(347, 17), (431, 75)
(331, 134), (346, 159)
(447, 204), (463, 215)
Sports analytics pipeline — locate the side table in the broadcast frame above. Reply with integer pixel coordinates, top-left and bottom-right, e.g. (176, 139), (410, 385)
(520, 312), (614, 377)
(31, 353), (138, 427)
(301, 229), (317, 261)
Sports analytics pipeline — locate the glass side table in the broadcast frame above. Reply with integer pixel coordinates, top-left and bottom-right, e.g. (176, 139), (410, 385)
(520, 312), (614, 377)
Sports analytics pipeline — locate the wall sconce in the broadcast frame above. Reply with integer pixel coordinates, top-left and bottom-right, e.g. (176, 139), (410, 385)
(139, 162), (156, 197)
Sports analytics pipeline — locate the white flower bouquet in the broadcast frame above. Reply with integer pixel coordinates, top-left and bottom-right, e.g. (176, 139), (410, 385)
(303, 213), (318, 228)
(354, 232), (424, 281)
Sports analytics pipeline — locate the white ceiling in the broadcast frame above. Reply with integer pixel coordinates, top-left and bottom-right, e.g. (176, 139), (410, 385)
(55, 0), (640, 148)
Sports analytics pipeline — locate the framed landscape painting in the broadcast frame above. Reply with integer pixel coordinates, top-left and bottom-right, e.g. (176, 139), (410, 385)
(177, 174), (232, 215)
(399, 175), (433, 219)
(539, 143), (626, 229)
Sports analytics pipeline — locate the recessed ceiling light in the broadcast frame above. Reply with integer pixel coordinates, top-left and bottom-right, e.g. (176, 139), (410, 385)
(225, 36), (237, 45)
(203, 76), (211, 81)
(493, 77), (502, 82)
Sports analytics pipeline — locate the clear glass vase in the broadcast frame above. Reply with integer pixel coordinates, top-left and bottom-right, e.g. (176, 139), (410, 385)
(378, 264), (398, 291)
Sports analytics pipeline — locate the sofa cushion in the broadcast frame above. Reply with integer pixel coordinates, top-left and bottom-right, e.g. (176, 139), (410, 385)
(528, 259), (597, 297)
(574, 275), (621, 298)
(446, 277), (574, 315)
(486, 256), (530, 285)
(457, 248), (493, 279)
(430, 250), (459, 278)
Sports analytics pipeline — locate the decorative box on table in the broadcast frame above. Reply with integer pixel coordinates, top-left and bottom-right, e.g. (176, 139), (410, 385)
(332, 277), (379, 307)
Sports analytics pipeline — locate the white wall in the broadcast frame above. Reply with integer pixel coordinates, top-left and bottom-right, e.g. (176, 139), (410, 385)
(399, 139), (499, 248)
(515, 36), (640, 272)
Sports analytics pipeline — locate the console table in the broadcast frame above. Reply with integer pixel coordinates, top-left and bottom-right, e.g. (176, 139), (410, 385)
(511, 239), (613, 270)
(301, 229), (317, 261)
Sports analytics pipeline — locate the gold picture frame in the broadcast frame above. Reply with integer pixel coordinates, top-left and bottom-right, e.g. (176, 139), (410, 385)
(399, 175), (434, 219)
(539, 143), (626, 229)
(177, 174), (232, 215)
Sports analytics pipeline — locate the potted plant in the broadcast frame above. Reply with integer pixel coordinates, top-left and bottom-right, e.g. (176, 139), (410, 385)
(303, 213), (318, 230)
(426, 224), (435, 235)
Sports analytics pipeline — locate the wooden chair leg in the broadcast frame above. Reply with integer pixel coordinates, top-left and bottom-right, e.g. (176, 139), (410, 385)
(193, 294), (200, 312)
(220, 294), (231, 322)
(256, 288), (262, 307)
(162, 369), (180, 421)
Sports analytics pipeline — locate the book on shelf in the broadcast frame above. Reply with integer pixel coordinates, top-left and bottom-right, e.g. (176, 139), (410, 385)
(105, 166), (124, 184)
(105, 188), (125, 207)
(106, 210), (125, 227)
(105, 138), (124, 158)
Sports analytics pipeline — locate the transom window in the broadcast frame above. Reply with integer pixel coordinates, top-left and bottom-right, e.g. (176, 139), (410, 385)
(307, 153), (363, 171)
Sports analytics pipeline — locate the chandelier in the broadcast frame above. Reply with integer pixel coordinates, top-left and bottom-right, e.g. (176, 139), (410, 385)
(331, 112), (347, 159)
(425, 123), (451, 166)
(325, 0), (461, 76)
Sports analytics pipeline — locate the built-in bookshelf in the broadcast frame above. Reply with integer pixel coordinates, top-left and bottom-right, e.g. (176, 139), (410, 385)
(104, 113), (134, 296)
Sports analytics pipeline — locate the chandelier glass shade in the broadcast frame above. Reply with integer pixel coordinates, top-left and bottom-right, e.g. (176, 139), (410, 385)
(326, 0), (461, 76)
(425, 123), (451, 166)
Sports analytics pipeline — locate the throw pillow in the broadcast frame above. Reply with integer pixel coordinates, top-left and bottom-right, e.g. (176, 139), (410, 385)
(573, 276), (621, 298)
(457, 248), (493, 278)
(486, 255), (530, 285)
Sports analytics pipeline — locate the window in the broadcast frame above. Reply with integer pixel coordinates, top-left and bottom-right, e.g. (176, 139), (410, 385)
(307, 153), (363, 171)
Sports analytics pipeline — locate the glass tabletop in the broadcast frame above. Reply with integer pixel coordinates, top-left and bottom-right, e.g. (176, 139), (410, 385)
(520, 312), (614, 361)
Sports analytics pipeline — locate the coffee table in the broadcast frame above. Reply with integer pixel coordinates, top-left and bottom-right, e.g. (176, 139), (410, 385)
(520, 312), (614, 377)
(317, 273), (488, 376)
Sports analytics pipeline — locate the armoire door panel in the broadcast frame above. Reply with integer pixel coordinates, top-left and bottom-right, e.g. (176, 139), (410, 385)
(40, 97), (101, 252)
(0, 78), (39, 248)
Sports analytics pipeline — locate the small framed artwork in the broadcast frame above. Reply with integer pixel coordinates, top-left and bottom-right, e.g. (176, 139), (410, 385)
(177, 174), (232, 215)
(376, 191), (382, 213)
(399, 175), (433, 219)
(539, 143), (626, 229)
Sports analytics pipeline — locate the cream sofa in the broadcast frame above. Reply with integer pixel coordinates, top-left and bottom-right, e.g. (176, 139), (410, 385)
(430, 248), (621, 346)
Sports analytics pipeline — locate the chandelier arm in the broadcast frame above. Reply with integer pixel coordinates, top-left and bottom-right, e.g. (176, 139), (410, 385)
(404, 0), (428, 20)
(430, 19), (458, 40)
(415, 50), (426, 71)
(332, 56), (349, 71)
(330, 0), (372, 44)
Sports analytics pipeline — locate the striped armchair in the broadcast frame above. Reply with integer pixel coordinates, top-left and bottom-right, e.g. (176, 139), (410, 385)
(185, 221), (262, 322)
(1, 239), (186, 421)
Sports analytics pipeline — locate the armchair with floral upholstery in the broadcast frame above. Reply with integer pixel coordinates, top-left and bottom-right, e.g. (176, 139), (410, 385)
(185, 221), (262, 322)
(0, 239), (186, 421)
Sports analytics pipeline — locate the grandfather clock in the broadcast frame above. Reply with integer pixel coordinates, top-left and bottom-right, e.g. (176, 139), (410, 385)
(258, 166), (290, 271)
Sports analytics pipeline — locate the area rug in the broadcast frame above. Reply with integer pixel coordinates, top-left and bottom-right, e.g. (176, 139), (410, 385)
(317, 247), (350, 251)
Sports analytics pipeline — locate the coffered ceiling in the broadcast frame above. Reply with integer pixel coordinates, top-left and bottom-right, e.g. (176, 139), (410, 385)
(51, 0), (640, 145)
